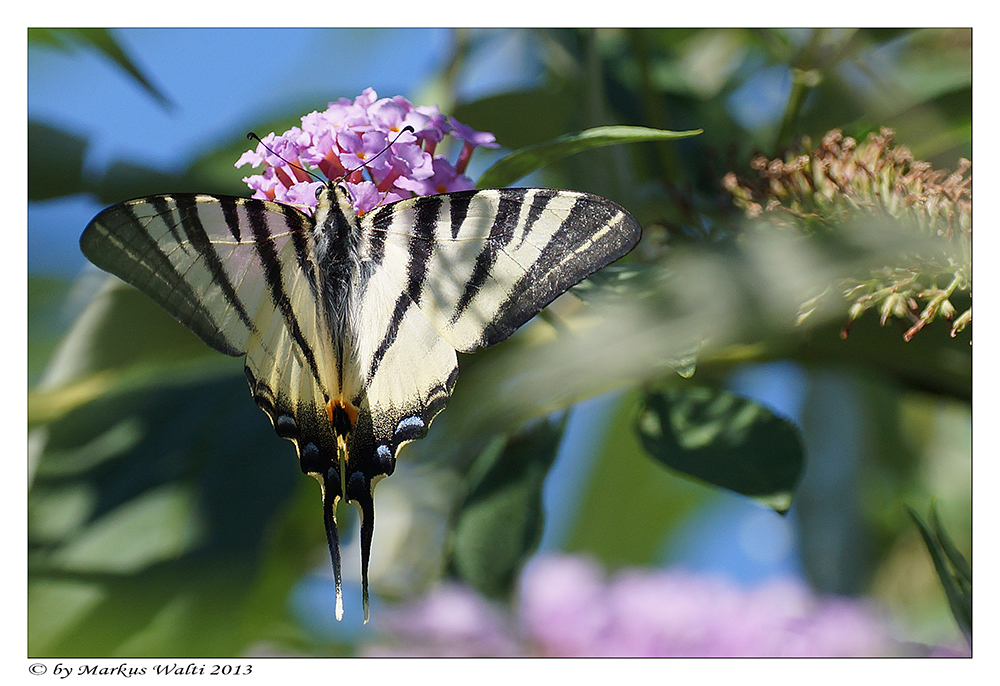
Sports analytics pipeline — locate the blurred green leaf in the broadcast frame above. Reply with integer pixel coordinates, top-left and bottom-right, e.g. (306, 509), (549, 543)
(28, 374), (304, 656)
(93, 161), (195, 204)
(635, 386), (804, 513)
(28, 121), (88, 201)
(908, 504), (971, 647)
(29, 278), (229, 427)
(563, 390), (715, 568)
(453, 87), (576, 151)
(28, 276), (74, 387)
(30, 28), (173, 109)
(477, 126), (702, 188)
(448, 417), (565, 598)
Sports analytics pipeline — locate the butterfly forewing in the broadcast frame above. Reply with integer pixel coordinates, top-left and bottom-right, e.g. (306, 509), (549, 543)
(82, 195), (314, 354)
(358, 188), (642, 353)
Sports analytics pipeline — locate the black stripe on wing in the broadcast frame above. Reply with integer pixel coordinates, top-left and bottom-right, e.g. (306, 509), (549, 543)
(477, 192), (641, 347)
(362, 195), (444, 384)
(245, 202), (325, 387)
(172, 195), (257, 336)
(81, 194), (323, 364)
(356, 187), (642, 355)
(365, 292), (411, 384)
(451, 188), (529, 320)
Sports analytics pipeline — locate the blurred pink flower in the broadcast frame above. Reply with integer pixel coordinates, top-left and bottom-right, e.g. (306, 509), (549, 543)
(363, 555), (959, 657)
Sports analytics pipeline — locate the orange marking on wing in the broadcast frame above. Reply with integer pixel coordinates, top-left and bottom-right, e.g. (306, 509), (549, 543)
(327, 399), (359, 430)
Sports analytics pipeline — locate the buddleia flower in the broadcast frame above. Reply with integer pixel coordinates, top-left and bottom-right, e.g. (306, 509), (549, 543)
(723, 129), (970, 340)
(236, 89), (497, 215)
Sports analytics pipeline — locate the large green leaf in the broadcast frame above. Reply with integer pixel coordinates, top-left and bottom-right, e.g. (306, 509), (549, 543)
(452, 87), (576, 151)
(29, 278), (229, 428)
(561, 390), (715, 568)
(448, 418), (565, 598)
(28, 277), (315, 656)
(635, 386), (804, 513)
(476, 125), (702, 189)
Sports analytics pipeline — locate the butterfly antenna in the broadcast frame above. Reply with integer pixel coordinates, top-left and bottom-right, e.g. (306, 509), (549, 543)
(246, 132), (324, 184)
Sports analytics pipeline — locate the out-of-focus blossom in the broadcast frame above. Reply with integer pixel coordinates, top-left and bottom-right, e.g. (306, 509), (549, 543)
(360, 584), (521, 657)
(236, 88), (496, 215)
(362, 555), (963, 657)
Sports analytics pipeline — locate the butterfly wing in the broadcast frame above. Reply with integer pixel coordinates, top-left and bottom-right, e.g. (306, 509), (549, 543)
(347, 188), (641, 470)
(81, 194), (351, 616)
(342, 187), (641, 612)
(360, 188), (643, 353)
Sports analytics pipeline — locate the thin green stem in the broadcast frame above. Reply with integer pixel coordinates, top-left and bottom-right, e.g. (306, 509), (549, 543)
(774, 30), (824, 152)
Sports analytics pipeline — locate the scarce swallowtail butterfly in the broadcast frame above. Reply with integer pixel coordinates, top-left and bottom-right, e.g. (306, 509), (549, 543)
(81, 163), (641, 622)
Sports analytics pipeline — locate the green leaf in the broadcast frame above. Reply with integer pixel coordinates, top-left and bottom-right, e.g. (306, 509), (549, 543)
(908, 504), (971, 647)
(476, 125), (702, 189)
(452, 87), (576, 151)
(29, 276), (74, 387)
(562, 390), (716, 568)
(28, 121), (89, 201)
(635, 386), (804, 513)
(29, 374), (304, 656)
(93, 160), (201, 204)
(29, 278), (230, 428)
(448, 417), (565, 598)
(30, 28), (173, 109)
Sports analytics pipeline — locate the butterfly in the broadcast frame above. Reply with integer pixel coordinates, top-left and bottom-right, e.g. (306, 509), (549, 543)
(81, 180), (641, 620)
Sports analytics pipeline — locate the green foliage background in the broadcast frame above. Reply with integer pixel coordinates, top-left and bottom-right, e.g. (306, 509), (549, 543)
(28, 28), (971, 657)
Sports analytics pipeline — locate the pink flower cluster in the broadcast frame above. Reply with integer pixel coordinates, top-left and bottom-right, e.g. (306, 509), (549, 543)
(236, 88), (499, 215)
(361, 555), (966, 657)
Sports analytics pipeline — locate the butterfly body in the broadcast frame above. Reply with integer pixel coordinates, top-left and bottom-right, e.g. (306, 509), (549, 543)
(81, 181), (641, 620)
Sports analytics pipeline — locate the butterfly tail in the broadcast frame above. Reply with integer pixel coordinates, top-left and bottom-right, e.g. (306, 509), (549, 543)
(349, 474), (376, 624)
(321, 471), (345, 621)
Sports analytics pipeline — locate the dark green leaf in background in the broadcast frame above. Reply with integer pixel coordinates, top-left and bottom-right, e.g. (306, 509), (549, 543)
(562, 391), (716, 569)
(28, 121), (89, 201)
(29, 374), (304, 656)
(448, 417), (565, 598)
(635, 386), (805, 513)
(453, 87), (577, 152)
(908, 504), (972, 648)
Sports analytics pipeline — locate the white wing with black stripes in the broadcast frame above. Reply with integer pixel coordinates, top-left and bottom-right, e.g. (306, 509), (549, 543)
(81, 193), (350, 614)
(80, 182), (642, 622)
